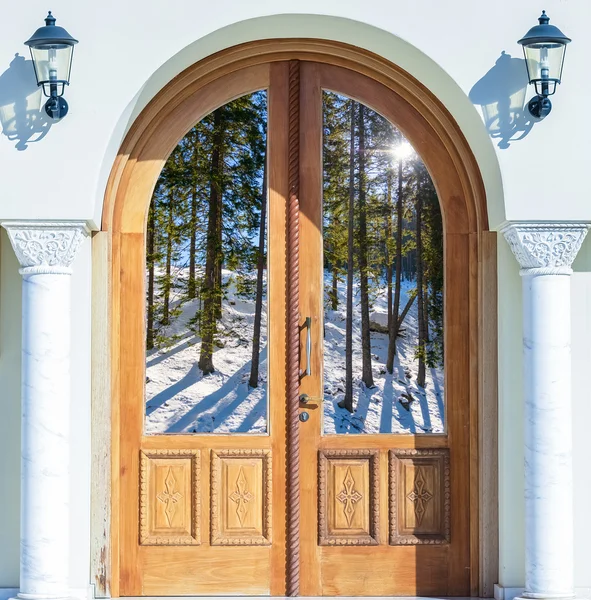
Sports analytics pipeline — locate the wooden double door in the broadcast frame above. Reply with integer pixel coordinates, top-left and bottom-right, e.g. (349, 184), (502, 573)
(117, 60), (473, 596)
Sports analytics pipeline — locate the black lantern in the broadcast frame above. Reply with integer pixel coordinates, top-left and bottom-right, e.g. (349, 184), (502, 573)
(25, 12), (78, 120)
(518, 11), (571, 119)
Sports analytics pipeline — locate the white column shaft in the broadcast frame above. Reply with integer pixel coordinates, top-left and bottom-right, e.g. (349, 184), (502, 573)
(1, 222), (90, 600)
(522, 272), (573, 599)
(503, 222), (590, 600)
(20, 274), (71, 599)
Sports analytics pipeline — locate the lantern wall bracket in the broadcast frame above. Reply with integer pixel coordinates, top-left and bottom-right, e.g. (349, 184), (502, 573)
(527, 95), (552, 119)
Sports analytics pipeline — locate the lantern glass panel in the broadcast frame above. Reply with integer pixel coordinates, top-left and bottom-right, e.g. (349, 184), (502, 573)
(29, 44), (73, 92)
(523, 43), (566, 95)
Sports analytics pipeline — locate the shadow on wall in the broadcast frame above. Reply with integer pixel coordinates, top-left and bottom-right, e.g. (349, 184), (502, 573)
(0, 53), (53, 151)
(470, 51), (534, 149)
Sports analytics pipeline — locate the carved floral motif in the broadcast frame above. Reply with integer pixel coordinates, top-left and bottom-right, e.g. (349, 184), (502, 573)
(229, 467), (254, 526)
(502, 223), (590, 272)
(406, 466), (433, 526)
(3, 222), (90, 273)
(336, 467), (363, 527)
(156, 468), (183, 527)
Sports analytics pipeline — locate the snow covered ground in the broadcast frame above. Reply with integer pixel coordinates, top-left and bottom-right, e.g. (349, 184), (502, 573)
(145, 270), (444, 435)
(323, 278), (444, 434)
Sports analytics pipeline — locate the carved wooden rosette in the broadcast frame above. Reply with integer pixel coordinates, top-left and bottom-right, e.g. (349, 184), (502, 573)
(139, 449), (201, 545)
(389, 449), (450, 545)
(285, 59), (301, 596)
(210, 449), (272, 546)
(318, 449), (380, 546)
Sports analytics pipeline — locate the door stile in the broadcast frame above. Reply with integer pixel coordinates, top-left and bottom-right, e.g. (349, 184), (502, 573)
(298, 61), (324, 597)
(119, 232), (146, 595)
(268, 60), (290, 596)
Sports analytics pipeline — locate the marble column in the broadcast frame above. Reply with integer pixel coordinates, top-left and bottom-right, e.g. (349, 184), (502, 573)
(502, 222), (590, 600)
(2, 221), (90, 600)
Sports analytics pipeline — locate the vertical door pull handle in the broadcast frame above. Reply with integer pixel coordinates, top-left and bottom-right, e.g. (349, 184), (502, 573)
(306, 316), (312, 377)
(300, 317), (311, 378)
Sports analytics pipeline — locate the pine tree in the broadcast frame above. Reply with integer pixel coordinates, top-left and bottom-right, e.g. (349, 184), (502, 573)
(416, 176), (426, 388)
(198, 107), (224, 374)
(249, 152), (267, 388)
(357, 104), (374, 389)
(323, 92), (350, 312)
(386, 158), (404, 374)
(338, 100), (356, 413)
(146, 202), (156, 350)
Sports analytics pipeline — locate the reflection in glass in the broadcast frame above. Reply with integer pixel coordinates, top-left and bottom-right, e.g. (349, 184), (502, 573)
(322, 92), (444, 435)
(144, 91), (268, 434)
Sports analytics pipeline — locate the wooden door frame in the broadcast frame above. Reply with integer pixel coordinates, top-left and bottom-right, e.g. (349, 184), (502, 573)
(95, 39), (498, 598)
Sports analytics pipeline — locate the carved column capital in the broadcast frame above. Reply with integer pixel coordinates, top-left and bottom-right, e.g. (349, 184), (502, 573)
(501, 222), (590, 275)
(2, 221), (90, 275)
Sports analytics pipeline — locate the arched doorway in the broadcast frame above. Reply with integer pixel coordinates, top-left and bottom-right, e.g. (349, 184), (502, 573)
(102, 40), (494, 597)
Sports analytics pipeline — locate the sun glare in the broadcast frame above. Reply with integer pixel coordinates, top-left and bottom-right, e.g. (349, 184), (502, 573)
(393, 141), (415, 161)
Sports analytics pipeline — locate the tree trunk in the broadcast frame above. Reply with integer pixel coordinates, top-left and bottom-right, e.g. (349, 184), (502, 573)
(198, 108), (224, 375)
(338, 101), (356, 413)
(386, 168), (393, 332)
(146, 204), (156, 350)
(416, 184), (426, 389)
(357, 104), (374, 389)
(249, 152), (268, 388)
(215, 201), (223, 320)
(188, 185), (198, 299)
(386, 158), (404, 373)
(161, 192), (174, 327)
(397, 294), (416, 330)
(331, 268), (338, 311)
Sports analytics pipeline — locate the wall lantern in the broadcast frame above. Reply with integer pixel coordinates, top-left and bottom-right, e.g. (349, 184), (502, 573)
(25, 12), (78, 120)
(518, 10), (571, 119)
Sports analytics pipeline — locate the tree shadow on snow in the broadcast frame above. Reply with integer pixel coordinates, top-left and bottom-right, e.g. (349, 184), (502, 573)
(146, 363), (202, 416)
(380, 376), (394, 433)
(146, 332), (199, 368)
(235, 394), (267, 433)
(430, 366), (445, 425)
(161, 347), (268, 433)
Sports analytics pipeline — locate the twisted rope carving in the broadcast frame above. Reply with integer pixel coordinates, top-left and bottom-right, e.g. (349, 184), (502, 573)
(285, 59), (301, 597)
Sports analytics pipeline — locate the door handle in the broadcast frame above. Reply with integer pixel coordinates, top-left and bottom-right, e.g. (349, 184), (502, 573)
(300, 317), (311, 378)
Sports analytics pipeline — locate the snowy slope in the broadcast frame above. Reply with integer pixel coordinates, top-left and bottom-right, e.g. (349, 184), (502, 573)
(145, 270), (444, 435)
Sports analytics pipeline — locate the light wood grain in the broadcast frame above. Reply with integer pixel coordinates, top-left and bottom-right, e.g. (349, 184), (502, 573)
(267, 60), (289, 596)
(298, 61), (324, 596)
(320, 545), (449, 596)
(141, 547), (271, 595)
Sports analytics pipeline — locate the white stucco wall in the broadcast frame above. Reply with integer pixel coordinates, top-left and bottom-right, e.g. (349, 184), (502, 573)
(0, 0), (590, 593)
(497, 239), (525, 589)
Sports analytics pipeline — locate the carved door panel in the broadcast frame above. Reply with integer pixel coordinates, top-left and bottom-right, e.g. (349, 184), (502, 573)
(297, 61), (472, 596)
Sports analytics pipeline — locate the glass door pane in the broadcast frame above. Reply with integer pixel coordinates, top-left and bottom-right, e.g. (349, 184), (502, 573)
(321, 91), (444, 434)
(144, 91), (269, 434)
